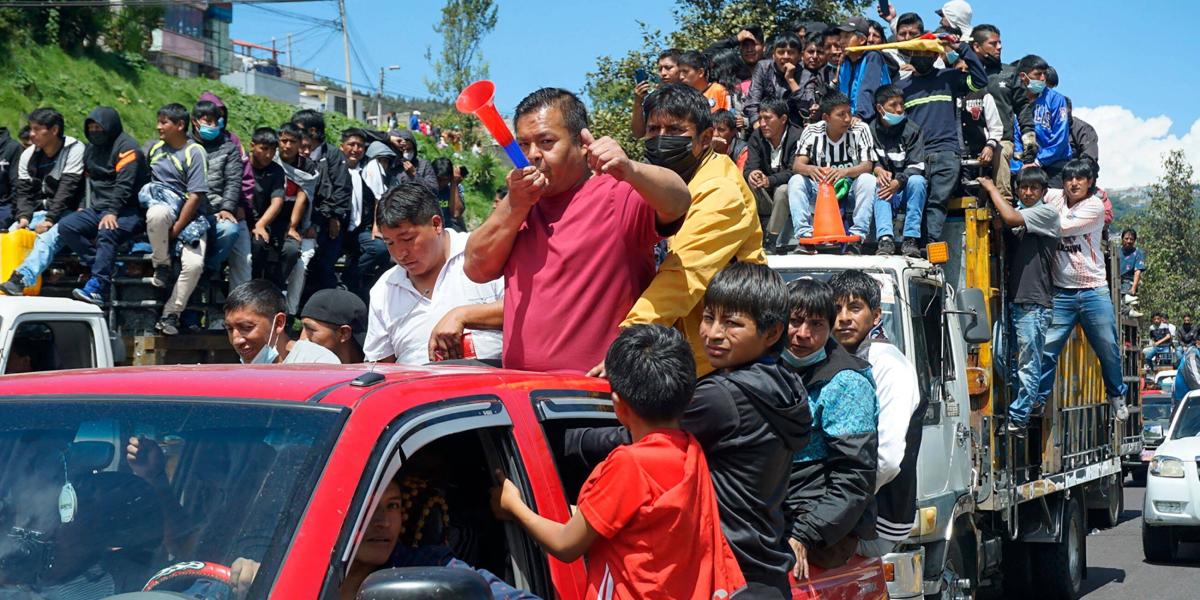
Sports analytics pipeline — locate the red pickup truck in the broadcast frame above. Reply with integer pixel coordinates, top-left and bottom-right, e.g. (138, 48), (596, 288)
(0, 364), (887, 599)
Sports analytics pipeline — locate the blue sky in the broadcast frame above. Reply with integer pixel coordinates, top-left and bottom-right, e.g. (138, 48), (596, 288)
(231, 1), (1200, 188)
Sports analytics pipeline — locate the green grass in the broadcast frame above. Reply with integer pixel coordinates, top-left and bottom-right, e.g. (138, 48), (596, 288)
(0, 43), (503, 224)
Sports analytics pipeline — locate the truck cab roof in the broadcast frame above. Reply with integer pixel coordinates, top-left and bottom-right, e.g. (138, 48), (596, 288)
(768, 253), (936, 271)
(0, 296), (104, 321)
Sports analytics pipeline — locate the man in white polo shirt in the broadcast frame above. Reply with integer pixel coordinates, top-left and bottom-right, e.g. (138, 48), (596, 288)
(364, 182), (502, 364)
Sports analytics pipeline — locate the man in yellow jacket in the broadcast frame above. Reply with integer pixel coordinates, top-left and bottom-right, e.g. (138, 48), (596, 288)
(591, 83), (765, 377)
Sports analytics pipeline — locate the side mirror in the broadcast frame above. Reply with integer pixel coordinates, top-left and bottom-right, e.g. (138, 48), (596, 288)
(955, 288), (992, 344)
(358, 567), (492, 600)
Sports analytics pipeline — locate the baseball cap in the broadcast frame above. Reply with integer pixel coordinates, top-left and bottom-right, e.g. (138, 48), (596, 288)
(836, 16), (871, 37)
(301, 289), (368, 348)
(936, 0), (973, 35)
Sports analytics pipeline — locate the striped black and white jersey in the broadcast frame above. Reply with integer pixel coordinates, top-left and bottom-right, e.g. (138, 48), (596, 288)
(794, 121), (876, 170)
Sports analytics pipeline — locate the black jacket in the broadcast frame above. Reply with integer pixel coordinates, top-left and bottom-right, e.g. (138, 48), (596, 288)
(745, 59), (832, 127)
(0, 128), (21, 213)
(84, 107), (148, 217)
(193, 130), (244, 215)
(870, 118), (926, 188)
(311, 140), (352, 224)
(1070, 114), (1100, 177)
(983, 56), (1036, 142)
(744, 124), (803, 190)
(566, 360), (812, 596)
(781, 341), (878, 559)
(389, 129), (437, 194)
(14, 135), (85, 224)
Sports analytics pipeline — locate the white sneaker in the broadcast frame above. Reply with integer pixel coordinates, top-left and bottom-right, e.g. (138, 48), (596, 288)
(1128, 308), (1144, 318)
(1123, 294), (1138, 305)
(1109, 395), (1129, 421)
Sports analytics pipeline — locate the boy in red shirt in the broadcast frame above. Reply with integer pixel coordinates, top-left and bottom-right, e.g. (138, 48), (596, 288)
(493, 324), (746, 599)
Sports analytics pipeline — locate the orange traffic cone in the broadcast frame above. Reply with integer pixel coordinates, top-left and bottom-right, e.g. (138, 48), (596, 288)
(798, 181), (860, 245)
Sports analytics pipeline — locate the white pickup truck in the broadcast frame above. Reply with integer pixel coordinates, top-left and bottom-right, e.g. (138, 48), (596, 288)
(0, 296), (119, 374)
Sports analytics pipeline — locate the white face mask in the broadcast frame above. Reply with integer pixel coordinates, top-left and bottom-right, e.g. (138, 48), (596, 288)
(244, 315), (284, 364)
(403, 150), (415, 161)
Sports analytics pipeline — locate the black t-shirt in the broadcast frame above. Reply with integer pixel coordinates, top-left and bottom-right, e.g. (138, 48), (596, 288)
(250, 161), (286, 234)
(1005, 202), (1060, 307)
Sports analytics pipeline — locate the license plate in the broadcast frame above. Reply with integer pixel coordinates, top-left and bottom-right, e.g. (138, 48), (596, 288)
(1142, 450), (1156, 461)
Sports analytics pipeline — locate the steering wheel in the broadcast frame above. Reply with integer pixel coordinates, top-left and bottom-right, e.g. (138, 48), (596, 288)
(143, 561), (234, 600)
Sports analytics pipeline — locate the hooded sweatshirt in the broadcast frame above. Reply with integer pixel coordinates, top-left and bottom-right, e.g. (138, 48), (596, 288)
(566, 359), (813, 596)
(389, 129), (437, 194)
(199, 91), (256, 215)
(83, 107), (149, 216)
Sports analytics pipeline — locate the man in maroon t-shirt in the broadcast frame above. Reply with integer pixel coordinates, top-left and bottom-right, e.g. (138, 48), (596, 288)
(464, 88), (691, 373)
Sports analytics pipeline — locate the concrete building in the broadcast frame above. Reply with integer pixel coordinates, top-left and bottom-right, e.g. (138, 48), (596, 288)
(148, 2), (234, 79)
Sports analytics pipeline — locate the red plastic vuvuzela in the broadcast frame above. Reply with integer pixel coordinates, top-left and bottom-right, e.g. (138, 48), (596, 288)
(455, 80), (530, 168)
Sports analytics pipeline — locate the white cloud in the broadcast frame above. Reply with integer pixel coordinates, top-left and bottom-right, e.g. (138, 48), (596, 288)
(1074, 105), (1200, 189)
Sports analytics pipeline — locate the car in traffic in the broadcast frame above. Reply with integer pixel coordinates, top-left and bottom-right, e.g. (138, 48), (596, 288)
(1143, 389), (1200, 562)
(0, 364), (888, 599)
(1133, 392), (1176, 483)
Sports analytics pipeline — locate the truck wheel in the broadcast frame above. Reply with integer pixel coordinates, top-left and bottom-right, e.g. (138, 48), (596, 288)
(1032, 498), (1084, 599)
(934, 537), (974, 600)
(1000, 539), (1032, 597)
(1142, 523), (1177, 562)
(1088, 476), (1123, 529)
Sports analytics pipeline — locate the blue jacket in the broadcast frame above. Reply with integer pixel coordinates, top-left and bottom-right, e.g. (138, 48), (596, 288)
(839, 51), (890, 122)
(896, 42), (988, 154)
(1011, 87), (1072, 171)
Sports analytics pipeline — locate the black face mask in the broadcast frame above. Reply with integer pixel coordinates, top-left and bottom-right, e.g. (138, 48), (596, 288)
(643, 135), (702, 181)
(85, 131), (108, 146)
(909, 55), (938, 74)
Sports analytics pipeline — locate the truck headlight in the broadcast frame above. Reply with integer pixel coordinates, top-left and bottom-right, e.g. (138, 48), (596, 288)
(1150, 456), (1186, 478)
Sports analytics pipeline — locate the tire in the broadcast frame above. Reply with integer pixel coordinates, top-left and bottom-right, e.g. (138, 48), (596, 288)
(933, 537), (975, 600)
(1088, 476), (1124, 529)
(1032, 498), (1085, 599)
(1142, 523), (1177, 562)
(1000, 539), (1033, 597)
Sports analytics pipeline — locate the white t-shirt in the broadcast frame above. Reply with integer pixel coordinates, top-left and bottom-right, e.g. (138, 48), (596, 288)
(1044, 189), (1107, 290)
(364, 230), (504, 364)
(282, 339), (341, 364)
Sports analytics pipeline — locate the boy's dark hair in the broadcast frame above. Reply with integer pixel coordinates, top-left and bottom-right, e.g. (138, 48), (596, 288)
(291, 109), (326, 140)
(225, 280), (287, 318)
(27, 108), (64, 136)
(830, 270), (881, 312)
(677, 50), (709, 77)
(340, 129), (367, 143)
(874, 84), (904, 106)
(251, 127), (278, 147)
(378, 182), (440, 228)
(157, 103), (190, 127)
(658, 48), (682, 63)
(514, 88), (589, 142)
(1014, 166), (1049, 190)
(1061, 158), (1097, 189)
(934, 25), (961, 38)
(703, 262), (789, 352)
(605, 324), (697, 422)
(278, 122), (304, 140)
(431, 156), (453, 180)
(1121, 228), (1137, 241)
(760, 98), (789, 119)
(896, 12), (925, 33)
(495, 185), (508, 197)
(803, 32), (824, 50)
(971, 24), (1000, 46)
(192, 100), (222, 122)
(1016, 54), (1050, 76)
(1045, 66), (1059, 88)
(644, 83), (713, 132)
(788, 278), (837, 325)
(821, 28), (840, 42)
(867, 19), (886, 41)
(18, 125), (31, 141)
(771, 32), (803, 52)
(712, 109), (738, 131)
(739, 24), (764, 43)
(819, 91), (851, 116)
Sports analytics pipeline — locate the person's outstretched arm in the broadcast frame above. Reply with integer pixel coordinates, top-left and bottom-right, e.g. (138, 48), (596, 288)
(493, 473), (598, 562)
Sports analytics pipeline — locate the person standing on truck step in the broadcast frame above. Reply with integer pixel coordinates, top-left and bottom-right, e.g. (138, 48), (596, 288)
(566, 263), (812, 598)
(364, 183), (504, 365)
(0, 108), (85, 297)
(64, 107), (151, 306)
(463, 87), (690, 373)
(291, 109), (352, 307)
(598, 83), (765, 379)
(223, 279), (339, 364)
(298, 289), (367, 364)
(1036, 158), (1130, 421)
(829, 269), (924, 556)
(1119, 228), (1145, 315)
(779, 278), (878, 576)
(978, 169), (1061, 436)
(140, 103), (209, 336)
(494, 324), (748, 600)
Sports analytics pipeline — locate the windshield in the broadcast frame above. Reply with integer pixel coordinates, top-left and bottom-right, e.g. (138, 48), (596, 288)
(774, 268), (905, 348)
(0, 399), (343, 598)
(1143, 401), (1173, 423)
(1172, 399), (1200, 440)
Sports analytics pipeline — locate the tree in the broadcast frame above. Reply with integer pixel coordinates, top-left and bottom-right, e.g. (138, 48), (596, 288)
(1126, 150), (1200, 320)
(424, 0), (498, 101)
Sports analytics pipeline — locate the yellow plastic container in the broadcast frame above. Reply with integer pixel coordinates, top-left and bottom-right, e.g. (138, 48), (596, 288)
(0, 229), (43, 295)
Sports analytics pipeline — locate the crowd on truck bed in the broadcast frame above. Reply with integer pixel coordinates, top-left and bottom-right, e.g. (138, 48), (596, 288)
(0, 1), (1134, 598)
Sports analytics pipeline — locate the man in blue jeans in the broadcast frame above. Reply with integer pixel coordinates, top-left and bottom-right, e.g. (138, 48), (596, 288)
(979, 169), (1059, 436)
(1036, 158), (1129, 421)
(869, 85), (926, 257)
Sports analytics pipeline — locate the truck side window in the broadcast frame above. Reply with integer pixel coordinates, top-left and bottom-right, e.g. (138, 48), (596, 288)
(4, 321), (95, 374)
(910, 281), (947, 424)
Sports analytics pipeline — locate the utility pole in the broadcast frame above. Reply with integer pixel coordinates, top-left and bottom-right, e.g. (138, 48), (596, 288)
(378, 65), (399, 127)
(286, 33), (293, 71)
(338, 0), (353, 119)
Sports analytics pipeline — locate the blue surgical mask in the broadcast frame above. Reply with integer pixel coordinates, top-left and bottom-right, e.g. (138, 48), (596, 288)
(881, 111), (906, 126)
(1026, 79), (1047, 95)
(945, 50), (960, 64)
(783, 346), (827, 369)
(243, 316), (283, 364)
(198, 124), (221, 141)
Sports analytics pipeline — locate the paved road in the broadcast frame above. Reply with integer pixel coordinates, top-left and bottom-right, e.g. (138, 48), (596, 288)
(1079, 476), (1200, 599)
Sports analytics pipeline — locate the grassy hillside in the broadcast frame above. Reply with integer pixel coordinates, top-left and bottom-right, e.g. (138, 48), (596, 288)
(0, 44), (503, 224)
